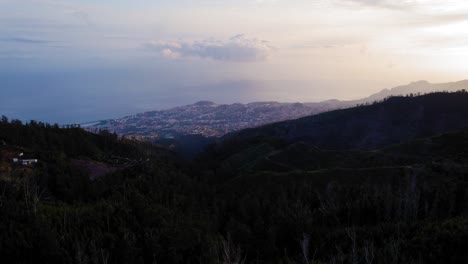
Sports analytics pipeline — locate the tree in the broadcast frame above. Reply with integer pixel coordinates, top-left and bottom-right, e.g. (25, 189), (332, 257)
(1, 115), (8, 124)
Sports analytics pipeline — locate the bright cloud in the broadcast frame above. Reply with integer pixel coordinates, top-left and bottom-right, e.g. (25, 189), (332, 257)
(144, 35), (275, 62)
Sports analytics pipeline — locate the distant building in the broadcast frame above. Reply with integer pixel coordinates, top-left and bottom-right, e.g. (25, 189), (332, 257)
(12, 153), (38, 166)
(21, 159), (38, 165)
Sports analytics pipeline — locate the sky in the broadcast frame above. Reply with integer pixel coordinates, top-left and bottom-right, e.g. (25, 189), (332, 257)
(1, 0), (468, 123)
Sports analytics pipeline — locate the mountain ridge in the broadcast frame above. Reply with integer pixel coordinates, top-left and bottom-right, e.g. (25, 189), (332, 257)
(85, 80), (468, 141)
(227, 91), (468, 150)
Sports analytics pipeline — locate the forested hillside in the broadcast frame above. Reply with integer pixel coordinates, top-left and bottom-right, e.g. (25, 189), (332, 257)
(231, 91), (468, 150)
(1, 93), (467, 264)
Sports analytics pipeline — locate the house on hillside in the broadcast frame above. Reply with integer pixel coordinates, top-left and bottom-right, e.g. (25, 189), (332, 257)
(12, 152), (38, 166)
(20, 159), (38, 165)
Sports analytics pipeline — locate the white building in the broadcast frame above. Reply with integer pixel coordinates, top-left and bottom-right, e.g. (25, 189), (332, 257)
(21, 159), (38, 165)
(12, 154), (38, 165)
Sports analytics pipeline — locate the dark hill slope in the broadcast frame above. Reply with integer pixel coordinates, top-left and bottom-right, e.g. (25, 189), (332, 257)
(202, 131), (468, 177)
(231, 92), (468, 150)
(197, 127), (468, 264)
(0, 114), (467, 263)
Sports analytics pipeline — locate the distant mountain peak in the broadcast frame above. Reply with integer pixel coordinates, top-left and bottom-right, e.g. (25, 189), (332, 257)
(193, 101), (217, 106)
(409, 80), (430, 85)
(247, 101), (280, 106)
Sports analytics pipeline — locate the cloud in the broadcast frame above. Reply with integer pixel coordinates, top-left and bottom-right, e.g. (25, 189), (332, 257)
(341, 0), (415, 10)
(337, 0), (468, 29)
(342, 0), (468, 13)
(409, 13), (468, 26)
(339, 0), (463, 12)
(144, 35), (275, 62)
(70, 10), (93, 26)
(0, 37), (50, 44)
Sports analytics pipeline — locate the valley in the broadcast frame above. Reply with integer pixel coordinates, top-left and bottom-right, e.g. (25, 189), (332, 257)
(1, 91), (467, 264)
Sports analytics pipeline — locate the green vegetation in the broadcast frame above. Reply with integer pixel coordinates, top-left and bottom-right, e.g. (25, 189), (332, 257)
(1, 93), (467, 264)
